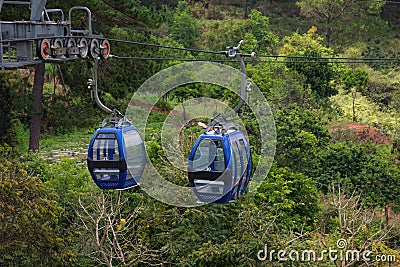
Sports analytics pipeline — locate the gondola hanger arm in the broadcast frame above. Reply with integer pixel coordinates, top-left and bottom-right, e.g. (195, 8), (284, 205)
(204, 40), (255, 133)
(88, 57), (113, 114)
(88, 57), (131, 127)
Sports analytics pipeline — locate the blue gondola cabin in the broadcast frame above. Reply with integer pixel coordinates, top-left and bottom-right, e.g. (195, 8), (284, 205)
(188, 128), (252, 203)
(87, 125), (146, 190)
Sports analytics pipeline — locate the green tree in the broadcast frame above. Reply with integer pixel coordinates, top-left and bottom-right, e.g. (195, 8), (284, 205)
(245, 10), (278, 52)
(363, 68), (399, 108)
(199, 9), (277, 53)
(0, 74), (17, 147)
(296, 0), (384, 47)
(274, 104), (330, 172)
(247, 61), (314, 109)
(170, 0), (199, 48)
(342, 67), (369, 122)
(0, 71), (31, 149)
(282, 30), (339, 101)
(256, 165), (320, 231)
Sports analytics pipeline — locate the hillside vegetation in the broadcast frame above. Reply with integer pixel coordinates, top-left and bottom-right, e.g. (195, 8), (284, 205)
(1, 0), (400, 266)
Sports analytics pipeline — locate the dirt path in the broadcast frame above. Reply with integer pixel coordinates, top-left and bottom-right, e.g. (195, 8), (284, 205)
(329, 122), (392, 145)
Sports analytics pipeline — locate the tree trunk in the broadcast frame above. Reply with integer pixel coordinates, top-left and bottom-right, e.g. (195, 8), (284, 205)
(325, 26), (334, 48)
(29, 62), (45, 152)
(243, 0), (248, 19)
(352, 89), (357, 123)
(263, 0), (267, 16)
(385, 205), (390, 249)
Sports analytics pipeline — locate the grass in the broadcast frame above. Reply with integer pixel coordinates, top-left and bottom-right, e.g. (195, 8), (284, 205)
(39, 129), (93, 152)
(15, 123), (93, 161)
(331, 89), (400, 140)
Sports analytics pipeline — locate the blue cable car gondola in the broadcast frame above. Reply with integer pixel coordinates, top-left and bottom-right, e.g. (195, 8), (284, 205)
(188, 41), (254, 203)
(87, 124), (145, 190)
(87, 58), (146, 190)
(188, 126), (252, 203)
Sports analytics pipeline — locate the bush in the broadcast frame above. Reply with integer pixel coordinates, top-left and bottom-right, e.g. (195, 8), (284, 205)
(313, 141), (400, 208)
(256, 165), (320, 231)
(281, 31), (339, 101)
(0, 157), (75, 266)
(274, 104), (330, 172)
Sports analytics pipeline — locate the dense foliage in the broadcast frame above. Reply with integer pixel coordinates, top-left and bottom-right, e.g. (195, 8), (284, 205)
(0, 156), (75, 266)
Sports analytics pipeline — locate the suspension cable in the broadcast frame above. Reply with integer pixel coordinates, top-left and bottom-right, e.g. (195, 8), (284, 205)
(106, 38), (226, 55)
(255, 53), (400, 62)
(109, 55), (400, 65)
(2, 34), (400, 65)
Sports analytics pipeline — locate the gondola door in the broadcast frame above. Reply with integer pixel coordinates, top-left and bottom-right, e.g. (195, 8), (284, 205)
(88, 129), (127, 189)
(238, 138), (251, 195)
(122, 127), (145, 187)
(229, 139), (242, 200)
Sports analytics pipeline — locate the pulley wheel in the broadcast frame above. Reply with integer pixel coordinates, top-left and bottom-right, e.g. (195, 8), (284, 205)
(38, 39), (51, 60)
(65, 38), (77, 57)
(78, 38), (89, 58)
(51, 38), (64, 57)
(100, 39), (111, 59)
(89, 38), (100, 59)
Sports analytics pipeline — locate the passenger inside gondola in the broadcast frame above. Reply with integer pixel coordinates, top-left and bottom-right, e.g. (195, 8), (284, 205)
(192, 139), (225, 173)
